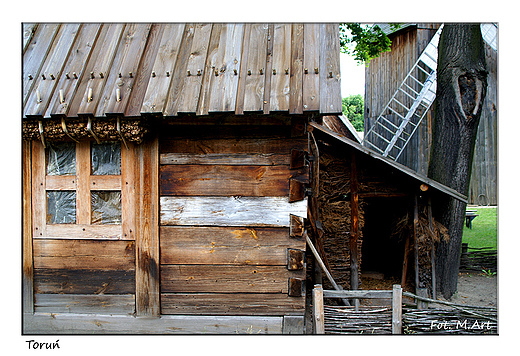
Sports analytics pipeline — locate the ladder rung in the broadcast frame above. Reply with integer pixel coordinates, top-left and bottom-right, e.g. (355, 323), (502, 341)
(398, 87), (417, 101)
(403, 83), (420, 96)
(416, 64), (432, 76)
(388, 107), (406, 120)
(408, 74), (425, 87)
(377, 122), (398, 136)
(379, 115), (399, 130)
(391, 97), (410, 111)
(371, 130), (391, 144)
(364, 139), (385, 154)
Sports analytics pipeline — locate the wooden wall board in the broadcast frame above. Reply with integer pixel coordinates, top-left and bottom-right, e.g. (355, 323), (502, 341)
(160, 226), (305, 265)
(141, 24), (185, 114)
(76, 140), (91, 225)
(160, 152), (289, 166)
(74, 24), (125, 117)
(34, 294), (135, 315)
(23, 23), (38, 54)
(303, 23), (320, 111)
(23, 24), (60, 106)
(34, 269), (135, 294)
(31, 141), (46, 238)
(319, 23), (342, 114)
(160, 164), (306, 197)
(24, 24), (81, 118)
(95, 23), (152, 116)
(24, 313), (284, 334)
(42, 225), (124, 240)
(160, 136), (307, 155)
(160, 265), (304, 293)
(235, 23), (252, 115)
(207, 24), (245, 113)
(121, 142), (136, 240)
(33, 239), (135, 270)
(160, 293), (305, 315)
(269, 24), (291, 112)
(176, 23), (212, 114)
(160, 196), (307, 227)
(46, 24), (103, 117)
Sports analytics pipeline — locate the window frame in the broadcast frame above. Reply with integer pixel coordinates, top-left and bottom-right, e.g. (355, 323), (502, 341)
(31, 140), (134, 240)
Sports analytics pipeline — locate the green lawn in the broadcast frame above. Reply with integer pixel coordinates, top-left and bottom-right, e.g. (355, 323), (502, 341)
(461, 207), (497, 249)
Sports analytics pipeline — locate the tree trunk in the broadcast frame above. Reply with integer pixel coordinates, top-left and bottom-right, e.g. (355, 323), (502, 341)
(428, 24), (488, 299)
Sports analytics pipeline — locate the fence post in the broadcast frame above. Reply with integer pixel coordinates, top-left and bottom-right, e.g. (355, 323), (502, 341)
(392, 284), (402, 334)
(313, 284), (325, 334)
(417, 287), (429, 309)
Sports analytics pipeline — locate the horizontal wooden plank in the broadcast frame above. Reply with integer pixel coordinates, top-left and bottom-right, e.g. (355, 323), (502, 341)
(34, 294), (135, 315)
(34, 269), (135, 294)
(40, 224), (126, 240)
(160, 153), (289, 165)
(160, 265), (304, 293)
(45, 175), (77, 190)
(160, 196), (307, 227)
(24, 313), (283, 334)
(160, 165), (306, 197)
(160, 226), (305, 265)
(160, 136), (307, 155)
(33, 239), (135, 270)
(90, 175), (121, 190)
(323, 289), (393, 299)
(161, 293), (305, 315)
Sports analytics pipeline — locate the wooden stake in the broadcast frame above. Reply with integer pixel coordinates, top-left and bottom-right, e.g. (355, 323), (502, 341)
(350, 151), (359, 293)
(413, 194), (420, 290)
(313, 284), (325, 334)
(392, 284), (402, 334)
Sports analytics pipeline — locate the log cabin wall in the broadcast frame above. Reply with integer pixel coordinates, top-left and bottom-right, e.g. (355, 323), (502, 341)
(364, 24), (497, 205)
(157, 119), (308, 316)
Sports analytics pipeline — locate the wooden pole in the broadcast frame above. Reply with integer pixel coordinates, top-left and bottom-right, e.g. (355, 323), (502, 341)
(22, 141), (34, 314)
(313, 284), (325, 334)
(392, 284), (403, 334)
(401, 234), (410, 287)
(427, 195), (437, 300)
(413, 194), (420, 291)
(350, 151), (359, 303)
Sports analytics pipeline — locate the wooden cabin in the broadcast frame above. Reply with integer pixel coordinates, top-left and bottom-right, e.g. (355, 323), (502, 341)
(22, 23), (466, 335)
(364, 23), (497, 205)
(22, 23), (343, 334)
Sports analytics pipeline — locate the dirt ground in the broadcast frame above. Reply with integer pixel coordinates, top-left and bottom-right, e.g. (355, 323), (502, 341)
(444, 272), (497, 308)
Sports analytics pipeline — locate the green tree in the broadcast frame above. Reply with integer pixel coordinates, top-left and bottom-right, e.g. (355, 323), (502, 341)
(339, 23), (401, 65)
(342, 94), (364, 131)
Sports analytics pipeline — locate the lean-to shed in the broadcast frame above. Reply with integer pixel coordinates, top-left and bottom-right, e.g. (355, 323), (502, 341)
(22, 23), (343, 334)
(364, 23), (497, 205)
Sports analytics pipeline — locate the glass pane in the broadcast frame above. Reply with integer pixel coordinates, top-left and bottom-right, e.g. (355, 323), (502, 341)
(47, 191), (76, 224)
(91, 142), (121, 175)
(47, 142), (76, 176)
(91, 191), (121, 225)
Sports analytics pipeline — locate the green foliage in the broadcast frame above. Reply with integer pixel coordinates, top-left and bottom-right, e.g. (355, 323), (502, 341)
(461, 207), (497, 249)
(339, 24), (401, 65)
(342, 94), (364, 131)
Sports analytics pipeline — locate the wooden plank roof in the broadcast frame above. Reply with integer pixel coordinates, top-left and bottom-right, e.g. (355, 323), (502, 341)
(23, 23), (342, 120)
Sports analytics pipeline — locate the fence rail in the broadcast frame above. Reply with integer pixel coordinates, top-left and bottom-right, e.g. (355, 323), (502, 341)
(313, 284), (497, 334)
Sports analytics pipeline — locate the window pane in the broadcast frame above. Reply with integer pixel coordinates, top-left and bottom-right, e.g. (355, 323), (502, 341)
(91, 142), (121, 175)
(47, 142), (76, 176)
(91, 191), (121, 225)
(47, 191), (76, 224)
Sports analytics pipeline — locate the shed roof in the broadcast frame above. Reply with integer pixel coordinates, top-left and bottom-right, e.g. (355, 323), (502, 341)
(310, 122), (468, 203)
(23, 23), (342, 120)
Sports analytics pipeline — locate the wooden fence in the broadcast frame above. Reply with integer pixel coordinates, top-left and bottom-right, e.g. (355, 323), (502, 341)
(313, 285), (497, 334)
(460, 243), (497, 273)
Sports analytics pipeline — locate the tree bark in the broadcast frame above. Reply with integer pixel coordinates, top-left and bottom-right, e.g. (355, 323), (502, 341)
(428, 24), (488, 299)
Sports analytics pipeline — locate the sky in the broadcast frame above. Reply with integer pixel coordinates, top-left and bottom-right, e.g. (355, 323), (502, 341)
(340, 52), (366, 98)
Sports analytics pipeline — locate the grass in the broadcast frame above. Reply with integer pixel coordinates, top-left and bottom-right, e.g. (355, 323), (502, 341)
(461, 207), (497, 249)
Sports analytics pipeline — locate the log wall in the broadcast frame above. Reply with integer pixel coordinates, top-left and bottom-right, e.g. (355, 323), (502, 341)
(364, 24), (497, 205)
(158, 121), (308, 316)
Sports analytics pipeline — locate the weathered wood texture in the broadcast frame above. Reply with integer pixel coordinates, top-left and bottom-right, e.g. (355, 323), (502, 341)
(364, 24), (497, 204)
(34, 294), (135, 314)
(24, 313), (284, 334)
(159, 131), (308, 317)
(23, 141), (34, 314)
(23, 23), (342, 121)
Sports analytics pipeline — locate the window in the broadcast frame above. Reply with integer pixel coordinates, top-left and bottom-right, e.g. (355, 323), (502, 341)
(32, 140), (132, 240)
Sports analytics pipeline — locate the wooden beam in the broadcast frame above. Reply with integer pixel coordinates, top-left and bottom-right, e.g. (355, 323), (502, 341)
(24, 314), (284, 334)
(23, 141), (34, 314)
(350, 151), (359, 291)
(283, 315), (304, 334)
(413, 194), (420, 290)
(135, 136), (160, 316)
